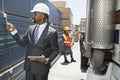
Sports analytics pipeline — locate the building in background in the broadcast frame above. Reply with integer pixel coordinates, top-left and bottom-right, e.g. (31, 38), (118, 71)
(52, 1), (73, 29)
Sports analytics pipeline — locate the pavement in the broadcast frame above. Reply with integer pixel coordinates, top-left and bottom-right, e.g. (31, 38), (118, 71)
(48, 42), (87, 80)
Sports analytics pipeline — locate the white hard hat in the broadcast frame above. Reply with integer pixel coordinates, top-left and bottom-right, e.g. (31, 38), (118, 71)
(31, 3), (50, 15)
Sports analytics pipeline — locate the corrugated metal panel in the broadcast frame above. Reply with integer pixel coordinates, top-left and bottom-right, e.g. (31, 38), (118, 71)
(10, 63), (25, 80)
(0, 0), (61, 25)
(1, 0), (31, 17)
(0, 62), (25, 80)
(48, 3), (61, 25)
(0, 14), (32, 72)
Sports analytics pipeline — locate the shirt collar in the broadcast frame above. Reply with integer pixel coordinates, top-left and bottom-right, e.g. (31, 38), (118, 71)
(35, 22), (46, 26)
(39, 22), (47, 27)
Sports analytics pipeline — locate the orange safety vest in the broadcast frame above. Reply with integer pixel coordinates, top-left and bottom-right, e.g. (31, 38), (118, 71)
(63, 33), (71, 47)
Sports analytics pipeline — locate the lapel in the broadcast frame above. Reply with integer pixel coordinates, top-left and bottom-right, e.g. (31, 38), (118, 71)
(28, 25), (37, 44)
(34, 23), (49, 46)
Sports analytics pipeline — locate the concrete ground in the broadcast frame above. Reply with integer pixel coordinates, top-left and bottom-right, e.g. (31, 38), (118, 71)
(48, 42), (87, 80)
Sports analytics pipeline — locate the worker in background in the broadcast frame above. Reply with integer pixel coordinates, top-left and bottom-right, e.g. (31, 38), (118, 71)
(62, 26), (76, 64)
(79, 32), (85, 54)
(6, 3), (59, 80)
(79, 31), (88, 72)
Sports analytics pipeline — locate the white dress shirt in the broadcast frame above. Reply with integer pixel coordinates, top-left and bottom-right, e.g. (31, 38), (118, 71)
(34, 23), (47, 44)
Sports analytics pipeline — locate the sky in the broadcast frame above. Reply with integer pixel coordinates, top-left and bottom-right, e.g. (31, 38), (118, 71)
(49, 0), (87, 25)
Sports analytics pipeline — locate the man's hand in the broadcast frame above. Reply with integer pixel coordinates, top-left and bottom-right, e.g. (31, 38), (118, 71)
(6, 23), (15, 32)
(30, 57), (47, 64)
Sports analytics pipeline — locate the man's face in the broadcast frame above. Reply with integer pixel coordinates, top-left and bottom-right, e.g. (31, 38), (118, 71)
(32, 12), (44, 24)
(66, 31), (70, 33)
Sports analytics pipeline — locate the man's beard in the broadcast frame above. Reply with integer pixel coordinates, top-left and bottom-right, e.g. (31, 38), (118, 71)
(33, 20), (39, 24)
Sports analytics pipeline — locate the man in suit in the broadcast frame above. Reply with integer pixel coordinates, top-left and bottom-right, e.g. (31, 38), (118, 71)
(6, 3), (59, 80)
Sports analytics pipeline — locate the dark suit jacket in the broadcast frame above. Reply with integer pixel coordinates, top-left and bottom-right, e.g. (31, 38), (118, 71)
(12, 23), (59, 75)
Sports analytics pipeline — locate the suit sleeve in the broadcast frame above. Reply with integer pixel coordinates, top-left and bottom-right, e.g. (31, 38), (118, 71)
(48, 31), (59, 63)
(12, 28), (29, 47)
